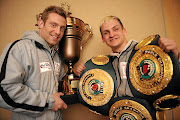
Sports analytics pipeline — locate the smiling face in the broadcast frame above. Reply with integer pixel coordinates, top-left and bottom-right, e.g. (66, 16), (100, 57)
(38, 12), (67, 48)
(100, 19), (128, 53)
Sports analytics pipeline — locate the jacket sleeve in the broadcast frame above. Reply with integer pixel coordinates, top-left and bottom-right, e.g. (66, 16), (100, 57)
(59, 63), (66, 82)
(0, 42), (55, 117)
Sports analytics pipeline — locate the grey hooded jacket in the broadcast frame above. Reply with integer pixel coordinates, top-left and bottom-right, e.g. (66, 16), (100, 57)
(0, 31), (66, 120)
(110, 40), (137, 97)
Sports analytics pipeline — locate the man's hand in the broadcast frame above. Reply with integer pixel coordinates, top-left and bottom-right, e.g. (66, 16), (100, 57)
(73, 63), (86, 77)
(158, 37), (179, 59)
(51, 92), (67, 111)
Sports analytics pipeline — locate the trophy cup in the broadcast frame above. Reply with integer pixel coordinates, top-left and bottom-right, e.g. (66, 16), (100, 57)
(59, 3), (93, 95)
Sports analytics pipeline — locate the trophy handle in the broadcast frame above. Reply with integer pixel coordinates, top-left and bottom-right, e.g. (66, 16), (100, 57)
(80, 23), (93, 49)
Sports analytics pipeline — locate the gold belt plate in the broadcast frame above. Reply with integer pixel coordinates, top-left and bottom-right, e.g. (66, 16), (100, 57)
(129, 45), (173, 95)
(91, 55), (109, 65)
(153, 95), (180, 111)
(109, 99), (152, 120)
(135, 34), (160, 50)
(79, 69), (114, 106)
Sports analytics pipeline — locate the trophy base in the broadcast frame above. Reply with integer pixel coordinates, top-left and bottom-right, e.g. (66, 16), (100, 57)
(63, 75), (80, 95)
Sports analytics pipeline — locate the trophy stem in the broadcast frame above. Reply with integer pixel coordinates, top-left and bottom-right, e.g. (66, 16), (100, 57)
(63, 63), (79, 95)
(67, 63), (75, 95)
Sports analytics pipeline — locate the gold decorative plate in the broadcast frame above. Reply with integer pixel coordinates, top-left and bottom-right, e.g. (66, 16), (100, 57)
(79, 69), (114, 106)
(135, 34), (160, 50)
(109, 99), (152, 120)
(129, 45), (173, 95)
(91, 55), (109, 65)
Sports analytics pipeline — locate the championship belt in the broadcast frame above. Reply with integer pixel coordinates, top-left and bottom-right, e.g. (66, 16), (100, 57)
(77, 55), (116, 116)
(109, 97), (157, 120)
(127, 34), (180, 111)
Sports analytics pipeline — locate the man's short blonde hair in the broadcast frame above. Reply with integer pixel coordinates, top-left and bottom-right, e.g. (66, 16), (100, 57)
(99, 16), (124, 35)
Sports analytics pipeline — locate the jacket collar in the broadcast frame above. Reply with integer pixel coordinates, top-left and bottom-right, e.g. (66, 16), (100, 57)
(21, 31), (59, 53)
(110, 40), (137, 58)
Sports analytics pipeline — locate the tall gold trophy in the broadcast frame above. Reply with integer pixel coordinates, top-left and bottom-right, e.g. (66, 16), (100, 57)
(59, 3), (93, 95)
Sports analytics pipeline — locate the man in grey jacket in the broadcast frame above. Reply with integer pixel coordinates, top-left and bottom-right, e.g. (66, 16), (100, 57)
(75, 15), (180, 98)
(0, 6), (68, 120)
(74, 16), (180, 119)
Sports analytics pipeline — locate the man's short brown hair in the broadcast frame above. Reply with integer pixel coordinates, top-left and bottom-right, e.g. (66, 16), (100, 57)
(36, 6), (66, 25)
